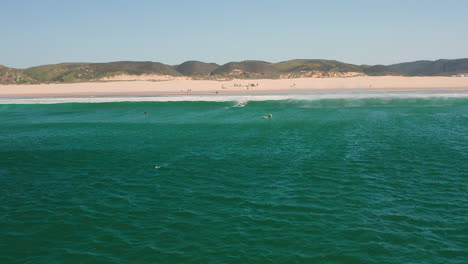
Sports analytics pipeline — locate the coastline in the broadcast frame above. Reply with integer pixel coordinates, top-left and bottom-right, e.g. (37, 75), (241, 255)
(1, 76), (468, 98)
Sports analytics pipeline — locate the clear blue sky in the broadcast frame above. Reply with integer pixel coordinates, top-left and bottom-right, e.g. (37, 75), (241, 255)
(3, 0), (468, 68)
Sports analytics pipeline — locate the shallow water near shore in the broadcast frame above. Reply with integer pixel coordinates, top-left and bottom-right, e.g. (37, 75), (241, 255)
(1, 95), (467, 263)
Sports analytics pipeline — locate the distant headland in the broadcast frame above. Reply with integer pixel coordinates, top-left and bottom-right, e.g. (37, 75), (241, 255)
(1, 58), (468, 85)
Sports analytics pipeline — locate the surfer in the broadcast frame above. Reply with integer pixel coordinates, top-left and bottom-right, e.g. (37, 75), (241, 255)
(263, 113), (273, 119)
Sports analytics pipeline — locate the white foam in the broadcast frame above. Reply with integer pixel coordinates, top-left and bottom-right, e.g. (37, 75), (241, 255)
(233, 100), (248, 107)
(1, 90), (467, 104)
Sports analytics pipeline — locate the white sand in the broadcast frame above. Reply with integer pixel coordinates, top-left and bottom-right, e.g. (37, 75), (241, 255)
(1, 76), (468, 97)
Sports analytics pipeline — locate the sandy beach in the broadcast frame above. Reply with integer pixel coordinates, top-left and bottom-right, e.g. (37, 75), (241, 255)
(1, 76), (468, 98)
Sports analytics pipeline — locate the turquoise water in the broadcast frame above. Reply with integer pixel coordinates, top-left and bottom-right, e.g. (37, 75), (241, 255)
(1, 96), (467, 263)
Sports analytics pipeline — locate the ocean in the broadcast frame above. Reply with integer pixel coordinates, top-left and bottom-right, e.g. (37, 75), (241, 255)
(1, 90), (467, 263)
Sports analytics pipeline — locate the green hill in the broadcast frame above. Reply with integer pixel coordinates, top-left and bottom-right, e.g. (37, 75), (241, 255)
(0, 65), (35, 84)
(22, 61), (181, 83)
(176, 61), (219, 76)
(24, 63), (91, 82)
(8, 58), (467, 85)
(274, 59), (363, 73)
(389, 59), (468, 76)
(210, 60), (278, 78)
(361, 65), (402, 76)
(92, 61), (181, 76)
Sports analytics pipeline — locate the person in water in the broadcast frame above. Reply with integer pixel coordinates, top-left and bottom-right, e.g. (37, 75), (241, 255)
(263, 113), (272, 119)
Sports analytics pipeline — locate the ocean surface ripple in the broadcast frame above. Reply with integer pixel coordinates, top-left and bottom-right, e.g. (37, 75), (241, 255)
(1, 96), (467, 263)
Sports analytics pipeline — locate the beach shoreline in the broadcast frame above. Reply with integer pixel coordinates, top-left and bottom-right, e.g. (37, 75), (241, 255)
(1, 76), (468, 98)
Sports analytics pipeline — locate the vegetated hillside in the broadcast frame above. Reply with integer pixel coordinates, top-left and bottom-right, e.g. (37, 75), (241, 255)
(389, 59), (468, 76)
(92, 61), (181, 77)
(0, 65), (35, 84)
(8, 58), (461, 84)
(361, 65), (402, 76)
(24, 63), (91, 82)
(275, 59), (363, 73)
(176, 61), (219, 76)
(275, 60), (401, 78)
(210, 60), (279, 78)
(23, 61), (181, 83)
